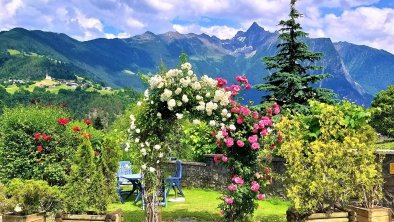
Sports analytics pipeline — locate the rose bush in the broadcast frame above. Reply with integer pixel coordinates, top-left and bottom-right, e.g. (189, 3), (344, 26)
(128, 59), (281, 222)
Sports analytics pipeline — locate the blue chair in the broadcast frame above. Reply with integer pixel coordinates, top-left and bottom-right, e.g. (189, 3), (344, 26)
(164, 160), (184, 206)
(116, 161), (133, 204)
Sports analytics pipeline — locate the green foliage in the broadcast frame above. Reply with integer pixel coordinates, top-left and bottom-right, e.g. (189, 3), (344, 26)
(5, 178), (63, 215)
(256, 0), (335, 114)
(180, 121), (217, 161)
(63, 139), (96, 214)
(0, 106), (74, 185)
(0, 183), (13, 214)
(277, 100), (382, 214)
(371, 85), (394, 137)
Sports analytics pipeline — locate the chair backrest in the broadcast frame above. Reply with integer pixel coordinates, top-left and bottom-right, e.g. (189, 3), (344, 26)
(117, 161), (132, 177)
(174, 160), (182, 179)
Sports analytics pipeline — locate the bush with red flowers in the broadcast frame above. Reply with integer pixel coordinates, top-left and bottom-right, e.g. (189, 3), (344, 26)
(0, 106), (106, 186)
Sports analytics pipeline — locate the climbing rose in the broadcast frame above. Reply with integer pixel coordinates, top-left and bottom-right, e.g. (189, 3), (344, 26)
(225, 137), (234, 147)
(240, 107), (251, 116)
(236, 140), (244, 147)
(252, 111), (259, 119)
(37, 146), (43, 152)
(222, 155), (228, 162)
(273, 103), (280, 115)
(245, 83), (251, 89)
(237, 115), (244, 124)
(95, 151), (100, 156)
(42, 134), (51, 141)
(250, 181), (260, 192)
(215, 78), (228, 88)
(235, 75), (247, 83)
(224, 197), (234, 204)
(228, 184), (237, 191)
(251, 143), (260, 150)
(214, 155), (221, 163)
(84, 119), (93, 125)
(231, 84), (241, 92)
(220, 210), (224, 215)
(257, 194), (265, 200)
(57, 118), (69, 125)
(232, 176), (244, 185)
(248, 135), (258, 143)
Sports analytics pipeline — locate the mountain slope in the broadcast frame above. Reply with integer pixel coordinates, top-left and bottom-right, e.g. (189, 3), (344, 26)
(0, 24), (392, 105)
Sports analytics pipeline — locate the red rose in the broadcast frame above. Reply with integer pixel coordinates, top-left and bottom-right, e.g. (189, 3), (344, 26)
(87, 133), (92, 139)
(58, 118), (69, 125)
(37, 146), (43, 152)
(34, 133), (41, 140)
(95, 151), (100, 157)
(73, 126), (81, 132)
(84, 119), (92, 125)
(42, 134), (52, 141)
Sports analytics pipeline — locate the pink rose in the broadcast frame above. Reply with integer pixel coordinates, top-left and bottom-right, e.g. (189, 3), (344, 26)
(231, 107), (240, 113)
(235, 75), (247, 83)
(220, 210), (225, 215)
(267, 107), (273, 115)
(232, 176), (244, 185)
(228, 184), (237, 191)
(224, 86), (231, 91)
(224, 197), (234, 204)
(222, 128), (228, 137)
(252, 111), (259, 119)
(248, 135), (258, 143)
(236, 140), (245, 147)
(255, 172), (261, 178)
(216, 140), (222, 148)
(251, 143), (260, 150)
(215, 78), (228, 88)
(257, 194), (265, 200)
(260, 128), (268, 137)
(245, 83), (251, 89)
(222, 155), (228, 162)
(259, 116), (272, 127)
(225, 137), (234, 147)
(240, 107), (251, 116)
(237, 115), (244, 124)
(231, 84), (241, 92)
(230, 101), (237, 106)
(273, 103), (280, 115)
(214, 155), (221, 163)
(250, 181), (260, 192)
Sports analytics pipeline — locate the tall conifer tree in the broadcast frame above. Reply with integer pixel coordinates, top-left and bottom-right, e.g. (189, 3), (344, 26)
(256, 0), (335, 113)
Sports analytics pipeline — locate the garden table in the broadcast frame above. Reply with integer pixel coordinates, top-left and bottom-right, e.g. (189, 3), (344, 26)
(119, 174), (144, 206)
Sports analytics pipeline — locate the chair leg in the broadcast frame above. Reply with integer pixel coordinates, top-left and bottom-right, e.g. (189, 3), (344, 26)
(117, 189), (125, 204)
(175, 181), (184, 197)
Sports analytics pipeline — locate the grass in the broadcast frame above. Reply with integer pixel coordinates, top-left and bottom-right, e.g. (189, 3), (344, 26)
(108, 188), (290, 222)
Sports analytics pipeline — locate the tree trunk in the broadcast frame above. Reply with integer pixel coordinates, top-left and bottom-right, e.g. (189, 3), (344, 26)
(143, 165), (161, 222)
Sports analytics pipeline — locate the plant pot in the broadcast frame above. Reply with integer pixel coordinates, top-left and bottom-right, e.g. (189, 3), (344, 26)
(350, 206), (392, 222)
(287, 209), (352, 222)
(55, 209), (123, 222)
(2, 212), (46, 222)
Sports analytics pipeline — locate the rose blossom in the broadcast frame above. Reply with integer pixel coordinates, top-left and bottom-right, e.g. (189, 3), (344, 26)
(252, 111), (259, 119)
(58, 118), (69, 125)
(235, 75), (247, 83)
(228, 184), (237, 191)
(224, 197), (234, 204)
(214, 155), (221, 163)
(237, 115), (244, 124)
(273, 103), (280, 115)
(236, 140), (244, 147)
(37, 146), (43, 152)
(251, 143), (260, 150)
(245, 83), (251, 89)
(257, 194), (266, 200)
(215, 78), (228, 88)
(232, 176), (244, 185)
(248, 135), (258, 143)
(250, 181), (260, 192)
(225, 137), (234, 147)
(222, 155), (228, 162)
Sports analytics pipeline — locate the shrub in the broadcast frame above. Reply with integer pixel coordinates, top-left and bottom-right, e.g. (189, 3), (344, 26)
(277, 100), (381, 214)
(0, 183), (13, 214)
(0, 106), (105, 186)
(5, 178), (63, 215)
(371, 85), (394, 137)
(0, 106), (74, 185)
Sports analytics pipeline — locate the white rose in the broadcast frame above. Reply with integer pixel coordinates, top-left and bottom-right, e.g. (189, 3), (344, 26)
(141, 164), (147, 170)
(144, 89), (149, 98)
(193, 119), (201, 125)
(159, 152), (164, 158)
(141, 148), (147, 156)
(196, 95), (203, 100)
(229, 125), (236, 130)
(177, 101), (183, 106)
(14, 204), (22, 213)
(136, 129), (141, 133)
(140, 143), (145, 147)
(137, 101), (142, 106)
(191, 82), (201, 90)
(149, 167), (156, 172)
(209, 120), (216, 126)
(227, 113), (231, 118)
(187, 70), (193, 75)
(181, 62), (192, 70)
(130, 114), (135, 121)
(175, 88), (182, 95)
(182, 94), (189, 103)
(135, 138), (140, 143)
(157, 112), (162, 118)
(160, 89), (173, 102)
(154, 144), (161, 150)
(167, 99), (176, 110)
(221, 109), (228, 117)
(176, 113), (184, 119)
(205, 92), (211, 98)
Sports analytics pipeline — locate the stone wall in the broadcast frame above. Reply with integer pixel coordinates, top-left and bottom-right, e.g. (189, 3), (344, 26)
(161, 154), (228, 189)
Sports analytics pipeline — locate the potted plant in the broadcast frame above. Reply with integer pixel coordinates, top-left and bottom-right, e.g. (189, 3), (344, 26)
(57, 134), (123, 222)
(349, 152), (391, 221)
(278, 101), (379, 222)
(1, 179), (63, 222)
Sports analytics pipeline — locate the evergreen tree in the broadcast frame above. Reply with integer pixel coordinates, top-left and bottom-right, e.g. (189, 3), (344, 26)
(256, 0), (335, 113)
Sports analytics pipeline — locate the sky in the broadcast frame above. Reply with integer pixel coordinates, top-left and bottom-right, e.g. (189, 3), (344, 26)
(1, 0), (394, 53)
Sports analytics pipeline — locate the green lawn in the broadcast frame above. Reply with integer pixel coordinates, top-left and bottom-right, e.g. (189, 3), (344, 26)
(108, 188), (290, 222)
(377, 141), (394, 150)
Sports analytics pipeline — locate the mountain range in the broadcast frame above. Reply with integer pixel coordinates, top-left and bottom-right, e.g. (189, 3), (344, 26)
(1, 22), (393, 106)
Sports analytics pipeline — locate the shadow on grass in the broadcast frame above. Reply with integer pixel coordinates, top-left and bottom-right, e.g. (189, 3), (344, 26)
(162, 209), (220, 222)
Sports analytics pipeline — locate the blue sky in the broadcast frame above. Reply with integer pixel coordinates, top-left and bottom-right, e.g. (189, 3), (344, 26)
(1, 0), (394, 53)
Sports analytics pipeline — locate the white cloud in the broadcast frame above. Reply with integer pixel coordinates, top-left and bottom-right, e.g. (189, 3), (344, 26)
(200, 25), (239, 39)
(73, 10), (103, 31)
(0, 0), (24, 20)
